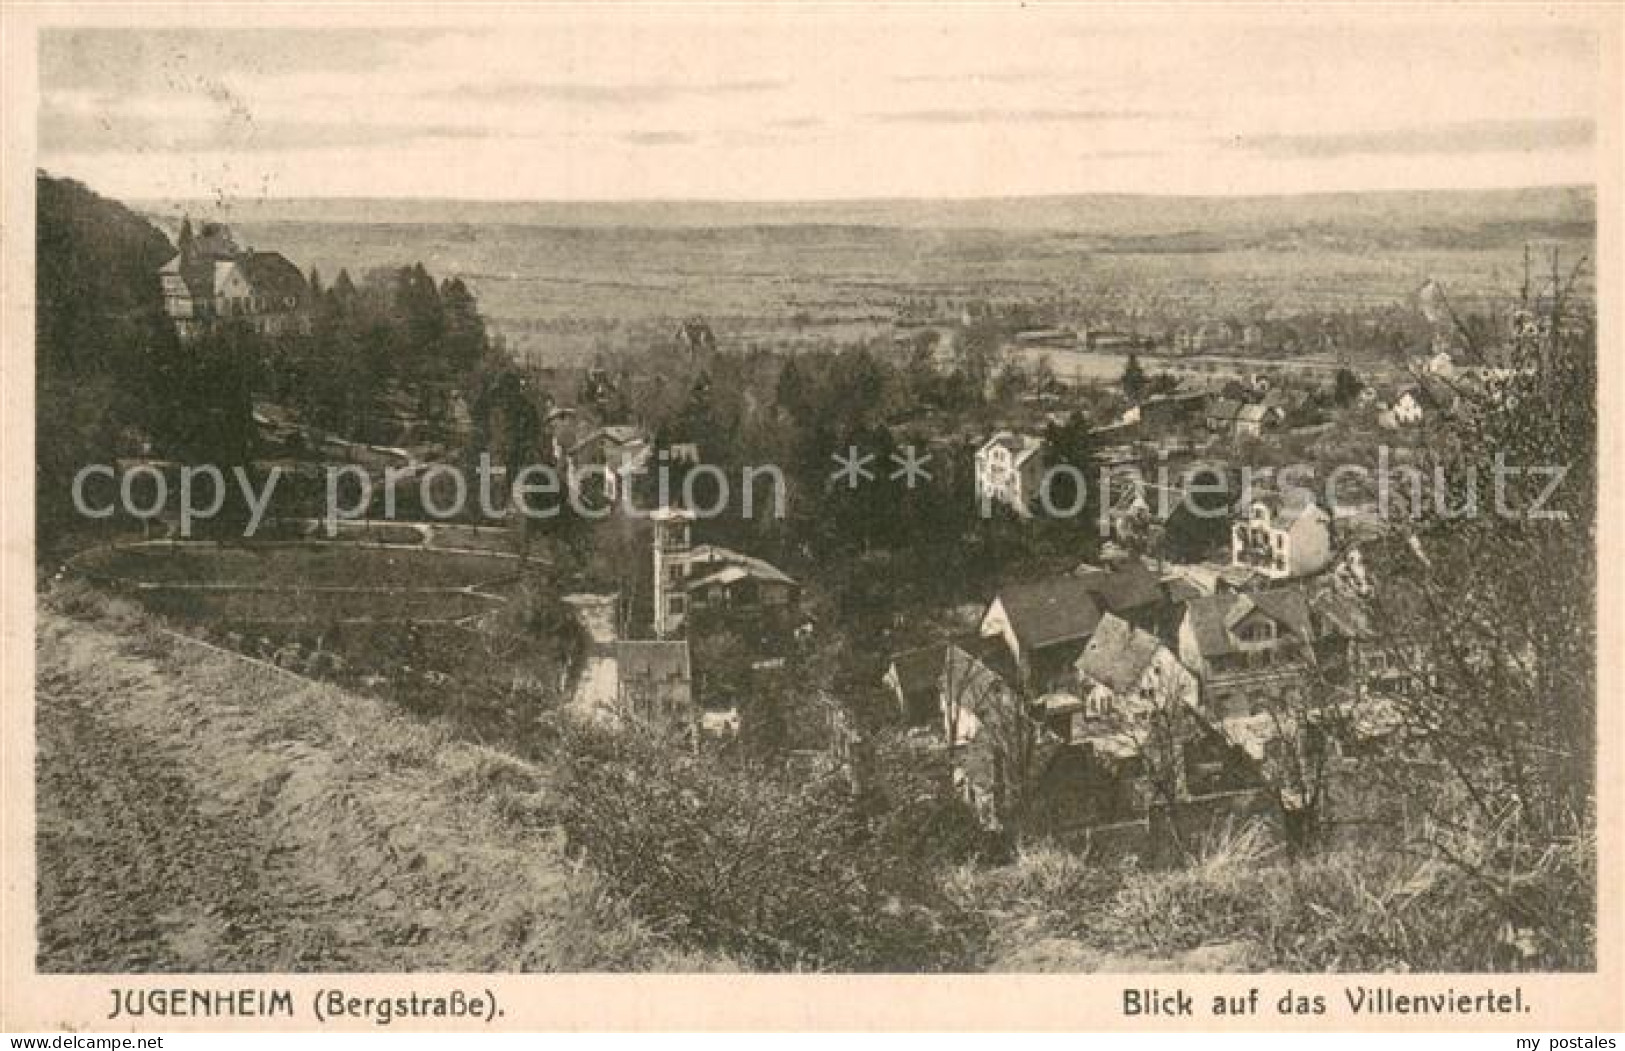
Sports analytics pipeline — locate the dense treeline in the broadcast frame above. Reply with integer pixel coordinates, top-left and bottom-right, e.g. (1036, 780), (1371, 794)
(36, 174), (177, 560)
(610, 336), (1105, 577)
(259, 263), (492, 444)
(35, 172), (506, 557)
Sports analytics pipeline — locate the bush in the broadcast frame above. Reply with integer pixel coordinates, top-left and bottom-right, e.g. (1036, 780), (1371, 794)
(551, 722), (986, 971)
(946, 815), (1595, 972)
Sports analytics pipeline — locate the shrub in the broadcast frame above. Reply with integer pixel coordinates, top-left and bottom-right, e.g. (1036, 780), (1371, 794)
(946, 814), (1595, 972)
(550, 721), (986, 971)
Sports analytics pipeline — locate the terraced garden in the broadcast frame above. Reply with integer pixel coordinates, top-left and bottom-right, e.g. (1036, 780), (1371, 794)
(62, 537), (585, 744)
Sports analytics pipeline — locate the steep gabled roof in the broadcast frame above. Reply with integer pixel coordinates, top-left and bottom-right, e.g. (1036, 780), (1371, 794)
(1248, 489), (1328, 531)
(686, 544), (798, 588)
(162, 252), (221, 300)
(942, 639), (1015, 718)
(1075, 612), (1163, 695)
(1182, 586), (1316, 660)
(569, 424), (647, 455)
(1307, 583), (1375, 640)
(1183, 593), (1245, 659)
(235, 251), (309, 303)
(992, 562), (1165, 653)
(993, 578), (1106, 651)
(1249, 586), (1315, 640)
(978, 430), (1045, 466)
(1075, 560), (1163, 615)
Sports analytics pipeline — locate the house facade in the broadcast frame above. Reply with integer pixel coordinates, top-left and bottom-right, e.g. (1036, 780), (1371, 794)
(683, 545), (800, 618)
(1176, 587), (1318, 721)
(611, 640), (695, 725)
(1230, 494), (1332, 580)
(978, 562), (1164, 688)
(974, 431), (1047, 512)
(651, 505), (799, 639)
(567, 425), (653, 505)
(1234, 402), (1285, 438)
(1070, 613), (1200, 733)
(1392, 388), (1427, 426)
(159, 222), (310, 341)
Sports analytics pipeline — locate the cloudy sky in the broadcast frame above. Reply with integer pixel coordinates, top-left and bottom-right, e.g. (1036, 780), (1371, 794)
(36, 10), (1603, 202)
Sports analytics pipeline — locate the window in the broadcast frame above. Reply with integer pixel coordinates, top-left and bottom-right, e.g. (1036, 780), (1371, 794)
(1238, 621), (1274, 643)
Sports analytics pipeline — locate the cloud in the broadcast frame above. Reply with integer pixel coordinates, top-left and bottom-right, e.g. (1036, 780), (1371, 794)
(620, 130), (697, 147)
(1077, 148), (1161, 160)
(766, 116), (824, 130)
(1235, 118), (1595, 158)
(890, 70), (1050, 85)
(39, 29), (433, 94)
(447, 77), (788, 106)
(39, 99), (489, 155)
(868, 107), (1166, 125)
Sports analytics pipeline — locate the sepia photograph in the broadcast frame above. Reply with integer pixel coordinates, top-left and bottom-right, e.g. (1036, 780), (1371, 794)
(2, 1), (1620, 1035)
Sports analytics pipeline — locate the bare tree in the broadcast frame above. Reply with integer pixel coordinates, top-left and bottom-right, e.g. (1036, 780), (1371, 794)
(939, 644), (1045, 838)
(1362, 254), (1596, 964)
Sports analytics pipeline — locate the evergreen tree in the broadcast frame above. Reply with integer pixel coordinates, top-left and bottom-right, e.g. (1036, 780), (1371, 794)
(440, 276), (488, 374)
(1121, 353), (1148, 403)
(330, 268), (358, 307)
(1332, 367), (1363, 407)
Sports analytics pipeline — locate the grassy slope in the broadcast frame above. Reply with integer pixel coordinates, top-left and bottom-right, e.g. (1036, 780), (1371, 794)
(35, 588), (730, 973)
(35, 586), (1591, 973)
(950, 819), (1593, 973)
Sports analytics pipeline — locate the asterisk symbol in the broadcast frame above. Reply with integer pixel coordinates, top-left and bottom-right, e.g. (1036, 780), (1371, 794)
(830, 445), (876, 489)
(889, 445), (933, 488)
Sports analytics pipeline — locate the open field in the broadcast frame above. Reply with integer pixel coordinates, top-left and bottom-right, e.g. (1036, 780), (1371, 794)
(143, 187), (1594, 366)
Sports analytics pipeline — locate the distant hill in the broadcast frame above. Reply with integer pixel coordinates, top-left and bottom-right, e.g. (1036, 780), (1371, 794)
(126, 183), (1595, 368)
(133, 185), (1594, 240)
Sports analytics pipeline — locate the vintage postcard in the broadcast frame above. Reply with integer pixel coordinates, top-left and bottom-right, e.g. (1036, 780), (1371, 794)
(1, 1), (1621, 1034)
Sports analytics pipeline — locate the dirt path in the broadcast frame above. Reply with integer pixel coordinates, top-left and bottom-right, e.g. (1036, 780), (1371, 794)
(34, 606), (707, 972)
(562, 594), (620, 719)
(36, 656), (291, 971)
